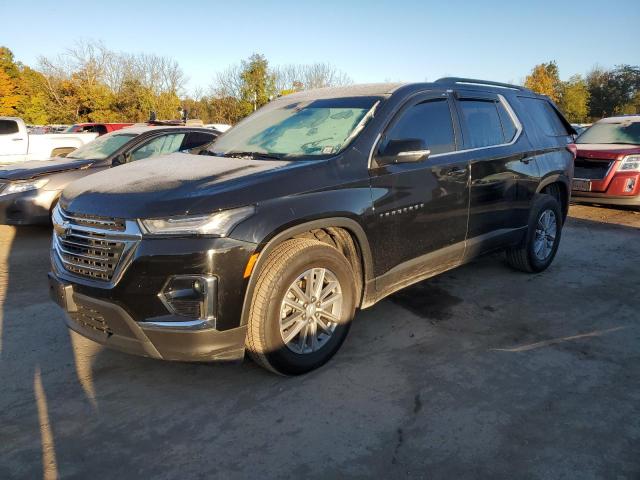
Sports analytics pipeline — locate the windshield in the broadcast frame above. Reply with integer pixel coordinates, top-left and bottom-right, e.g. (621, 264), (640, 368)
(66, 133), (136, 160)
(210, 96), (381, 159)
(576, 120), (640, 145)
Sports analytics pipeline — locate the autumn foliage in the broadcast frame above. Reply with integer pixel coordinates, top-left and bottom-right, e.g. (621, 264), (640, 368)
(1, 43), (638, 126)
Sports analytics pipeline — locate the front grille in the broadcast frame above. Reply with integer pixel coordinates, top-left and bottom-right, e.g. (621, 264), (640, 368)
(58, 207), (125, 231)
(56, 228), (125, 281)
(574, 157), (613, 180)
(69, 305), (113, 336)
(52, 207), (140, 284)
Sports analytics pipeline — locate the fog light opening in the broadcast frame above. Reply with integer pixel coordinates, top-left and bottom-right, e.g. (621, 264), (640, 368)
(624, 177), (636, 193)
(159, 275), (217, 322)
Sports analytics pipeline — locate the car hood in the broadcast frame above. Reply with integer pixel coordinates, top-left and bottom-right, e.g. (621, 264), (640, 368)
(0, 157), (96, 181)
(61, 153), (322, 218)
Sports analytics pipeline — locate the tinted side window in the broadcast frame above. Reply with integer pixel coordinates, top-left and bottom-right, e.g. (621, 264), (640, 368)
(181, 131), (216, 152)
(519, 97), (570, 137)
(0, 120), (19, 135)
(130, 133), (186, 162)
(383, 99), (456, 155)
(458, 100), (504, 148)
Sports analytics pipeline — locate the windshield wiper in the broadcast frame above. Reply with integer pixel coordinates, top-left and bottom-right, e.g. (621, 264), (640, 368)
(223, 151), (285, 160)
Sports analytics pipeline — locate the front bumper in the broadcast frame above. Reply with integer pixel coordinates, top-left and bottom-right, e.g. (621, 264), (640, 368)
(49, 273), (248, 362)
(49, 232), (258, 362)
(571, 192), (640, 207)
(571, 171), (640, 208)
(0, 189), (58, 225)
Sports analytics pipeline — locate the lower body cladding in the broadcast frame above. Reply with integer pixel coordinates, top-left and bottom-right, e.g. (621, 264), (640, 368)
(0, 189), (58, 225)
(49, 235), (257, 362)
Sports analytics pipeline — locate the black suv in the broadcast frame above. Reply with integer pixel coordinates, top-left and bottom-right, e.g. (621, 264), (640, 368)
(48, 78), (575, 375)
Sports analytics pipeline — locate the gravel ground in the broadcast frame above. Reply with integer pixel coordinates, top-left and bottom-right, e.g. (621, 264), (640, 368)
(0, 205), (638, 479)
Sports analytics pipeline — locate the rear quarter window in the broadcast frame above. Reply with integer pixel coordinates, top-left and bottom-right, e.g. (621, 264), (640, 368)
(519, 97), (571, 137)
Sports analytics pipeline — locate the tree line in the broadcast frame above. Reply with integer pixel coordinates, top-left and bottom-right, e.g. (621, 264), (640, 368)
(1, 41), (638, 126)
(524, 61), (640, 122)
(0, 42), (352, 126)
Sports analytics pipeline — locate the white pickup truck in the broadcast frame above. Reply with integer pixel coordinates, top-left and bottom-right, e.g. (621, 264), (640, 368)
(0, 117), (98, 164)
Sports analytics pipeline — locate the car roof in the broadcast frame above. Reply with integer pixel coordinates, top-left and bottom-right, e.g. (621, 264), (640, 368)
(266, 79), (537, 108)
(73, 122), (131, 126)
(112, 125), (215, 136)
(596, 115), (640, 124)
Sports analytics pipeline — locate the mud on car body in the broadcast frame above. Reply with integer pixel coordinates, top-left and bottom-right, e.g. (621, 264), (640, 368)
(48, 78), (575, 375)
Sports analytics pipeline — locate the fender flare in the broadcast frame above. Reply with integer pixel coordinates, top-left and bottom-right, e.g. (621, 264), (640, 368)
(536, 173), (571, 218)
(239, 217), (375, 326)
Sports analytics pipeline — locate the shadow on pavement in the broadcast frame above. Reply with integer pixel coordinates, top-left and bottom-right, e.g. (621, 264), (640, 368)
(0, 206), (639, 478)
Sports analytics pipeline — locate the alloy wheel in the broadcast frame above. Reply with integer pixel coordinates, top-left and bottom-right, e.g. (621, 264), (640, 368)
(279, 268), (343, 354)
(533, 209), (557, 261)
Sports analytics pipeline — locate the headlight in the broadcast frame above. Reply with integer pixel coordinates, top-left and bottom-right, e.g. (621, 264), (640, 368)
(139, 205), (255, 236)
(0, 178), (49, 196)
(618, 155), (640, 172)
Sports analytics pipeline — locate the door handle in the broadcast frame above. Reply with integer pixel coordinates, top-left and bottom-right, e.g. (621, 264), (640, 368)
(12, 138), (24, 141)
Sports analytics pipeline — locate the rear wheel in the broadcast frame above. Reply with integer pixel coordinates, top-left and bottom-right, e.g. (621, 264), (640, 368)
(245, 238), (356, 375)
(506, 193), (563, 273)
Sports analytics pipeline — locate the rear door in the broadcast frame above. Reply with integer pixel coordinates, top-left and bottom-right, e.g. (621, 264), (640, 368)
(453, 92), (529, 254)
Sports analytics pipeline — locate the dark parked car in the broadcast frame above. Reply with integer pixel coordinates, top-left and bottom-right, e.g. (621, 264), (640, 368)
(0, 126), (218, 225)
(571, 115), (640, 208)
(65, 123), (134, 135)
(49, 78), (576, 375)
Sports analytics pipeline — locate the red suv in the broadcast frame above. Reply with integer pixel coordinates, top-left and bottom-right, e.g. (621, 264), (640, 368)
(572, 115), (640, 208)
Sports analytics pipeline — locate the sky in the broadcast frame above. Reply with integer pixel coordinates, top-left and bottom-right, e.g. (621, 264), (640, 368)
(2, 0), (639, 94)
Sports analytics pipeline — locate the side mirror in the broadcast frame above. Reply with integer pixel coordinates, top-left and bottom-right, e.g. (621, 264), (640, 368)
(112, 153), (127, 167)
(375, 138), (431, 166)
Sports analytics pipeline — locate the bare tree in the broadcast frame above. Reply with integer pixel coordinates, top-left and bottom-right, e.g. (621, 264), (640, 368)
(210, 63), (244, 98)
(39, 40), (186, 96)
(273, 63), (352, 92)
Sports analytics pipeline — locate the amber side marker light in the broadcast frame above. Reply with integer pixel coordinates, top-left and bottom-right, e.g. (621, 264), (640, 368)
(244, 253), (259, 278)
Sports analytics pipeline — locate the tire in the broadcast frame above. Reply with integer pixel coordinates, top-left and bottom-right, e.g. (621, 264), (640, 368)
(245, 238), (356, 375)
(506, 193), (563, 273)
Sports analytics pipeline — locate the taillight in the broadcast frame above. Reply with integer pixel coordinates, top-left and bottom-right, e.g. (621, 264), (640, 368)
(567, 143), (578, 160)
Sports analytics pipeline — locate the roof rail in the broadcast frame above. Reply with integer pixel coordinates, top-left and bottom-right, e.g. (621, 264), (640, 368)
(435, 77), (527, 92)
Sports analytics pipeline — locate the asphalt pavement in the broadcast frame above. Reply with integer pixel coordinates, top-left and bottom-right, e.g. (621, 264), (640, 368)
(0, 205), (638, 479)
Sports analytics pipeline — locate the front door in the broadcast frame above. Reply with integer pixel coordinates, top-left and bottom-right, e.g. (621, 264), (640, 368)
(367, 92), (470, 290)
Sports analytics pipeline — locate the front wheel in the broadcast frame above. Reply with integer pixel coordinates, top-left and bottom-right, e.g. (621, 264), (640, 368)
(506, 193), (563, 273)
(245, 238), (356, 375)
